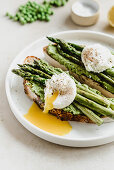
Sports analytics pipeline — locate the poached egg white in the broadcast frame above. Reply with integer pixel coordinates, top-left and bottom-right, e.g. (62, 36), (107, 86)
(81, 43), (114, 73)
(44, 72), (76, 109)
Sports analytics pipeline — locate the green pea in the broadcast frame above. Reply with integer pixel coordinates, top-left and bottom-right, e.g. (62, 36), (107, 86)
(47, 9), (54, 15)
(27, 6), (32, 10)
(30, 18), (34, 22)
(34, 5), (39, 10)
(16, 13), (19, 17)
(42, 15), (45, 20)
(22, 9), (27, 14)
(28, 1), (32, 6)
(27, 1), (30, 5)
(19, 5), (25, 11)
(9, 15), (13, 19)
(19, 17), (24, 21)
(24, 15), (27, 19)
(61, 0), (66, 6)
(41, 12), (45, 16)
(28, 14), (32, 18)
(13, 16), (18, 21)
(45, 16), (50, 22)
(34, 16), (37, 20)
(43, 0), (47, 4)
(39, 8), (43, 12)
(50, 0), (55, 5)
(37, 14), (41, 19)
(20, 19), (27, 25)
(26, 17), (31, 22)
(6, 12), (10, 16)
(33, 1), (37, 5)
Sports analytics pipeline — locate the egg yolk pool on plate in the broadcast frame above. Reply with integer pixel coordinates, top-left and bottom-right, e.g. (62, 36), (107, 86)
(24, 92), (72, 136)
(24, 72), (77, 136)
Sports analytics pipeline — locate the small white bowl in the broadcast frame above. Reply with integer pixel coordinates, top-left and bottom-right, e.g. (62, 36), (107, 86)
(71, 0), (100, 26)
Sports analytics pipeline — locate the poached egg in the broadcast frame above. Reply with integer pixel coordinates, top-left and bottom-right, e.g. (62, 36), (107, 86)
(81, 43), (114, 73)
(44, 72), (76, 113)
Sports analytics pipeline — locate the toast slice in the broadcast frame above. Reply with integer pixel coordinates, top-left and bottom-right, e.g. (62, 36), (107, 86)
(23, 56), (94, 123)
(43, 46), (114, 98)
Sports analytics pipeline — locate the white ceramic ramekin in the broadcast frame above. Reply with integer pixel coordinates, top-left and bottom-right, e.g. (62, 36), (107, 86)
(71, 0), (100, 26)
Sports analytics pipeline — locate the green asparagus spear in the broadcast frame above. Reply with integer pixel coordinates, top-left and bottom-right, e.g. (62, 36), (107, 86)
(57, 44), (83, 65)
(99, 73), (114, 85)
(47, 36), (84, 51)
(104, 68), (114, 77)
(75, 94), (114, 119)
(77, 89), (110, 107)
(33, 60), (55, 76)
(38, 59), (63, 74)
(102, 81), (114, 93)
(12, 69), (46, 85)
(34, 59), (62, 75)
(18, 64), (51, 79)
(74, 103), (104, 125)
(68, 42), (84, 51)
(47, 37), (81, 58)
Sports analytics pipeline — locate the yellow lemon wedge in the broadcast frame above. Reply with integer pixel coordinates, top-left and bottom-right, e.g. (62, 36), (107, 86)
(108, 6), (114, 27)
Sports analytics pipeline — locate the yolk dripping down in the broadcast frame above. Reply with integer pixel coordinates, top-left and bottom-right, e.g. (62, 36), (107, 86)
(24, 102), (72, 136)
(43, 91), (59, 114)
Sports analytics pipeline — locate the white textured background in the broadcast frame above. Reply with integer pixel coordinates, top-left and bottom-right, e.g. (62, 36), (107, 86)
(0, 0), (114, 170)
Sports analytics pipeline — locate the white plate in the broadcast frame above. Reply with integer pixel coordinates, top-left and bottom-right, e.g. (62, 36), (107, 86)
(6, 30), (114, 147)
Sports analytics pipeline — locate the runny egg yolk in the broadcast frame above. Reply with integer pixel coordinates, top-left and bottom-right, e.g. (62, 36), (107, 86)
(43, 91), (59, 114)
(24, 102), (72, 136)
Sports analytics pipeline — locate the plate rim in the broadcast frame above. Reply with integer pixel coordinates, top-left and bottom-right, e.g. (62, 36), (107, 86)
(5, 30), (114, 147)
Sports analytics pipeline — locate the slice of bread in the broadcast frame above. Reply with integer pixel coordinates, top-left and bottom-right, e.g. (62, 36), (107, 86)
(22, 56), (97, 123)
(43, 46), (114, 98)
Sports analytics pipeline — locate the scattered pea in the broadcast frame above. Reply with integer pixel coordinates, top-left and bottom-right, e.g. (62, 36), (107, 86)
(45, 16), (50, 22)
(20, 20), (26, 25)
(5, 0), (69, 24)
(9, 15), (13, 19)
(6, 12), (10, 16)
(30, 18), (34, 23)
(28, 14), (32, 18)
(13, 16), (18, 21)
(34, 16), (37, 21)
(37, 14), (41, 19)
